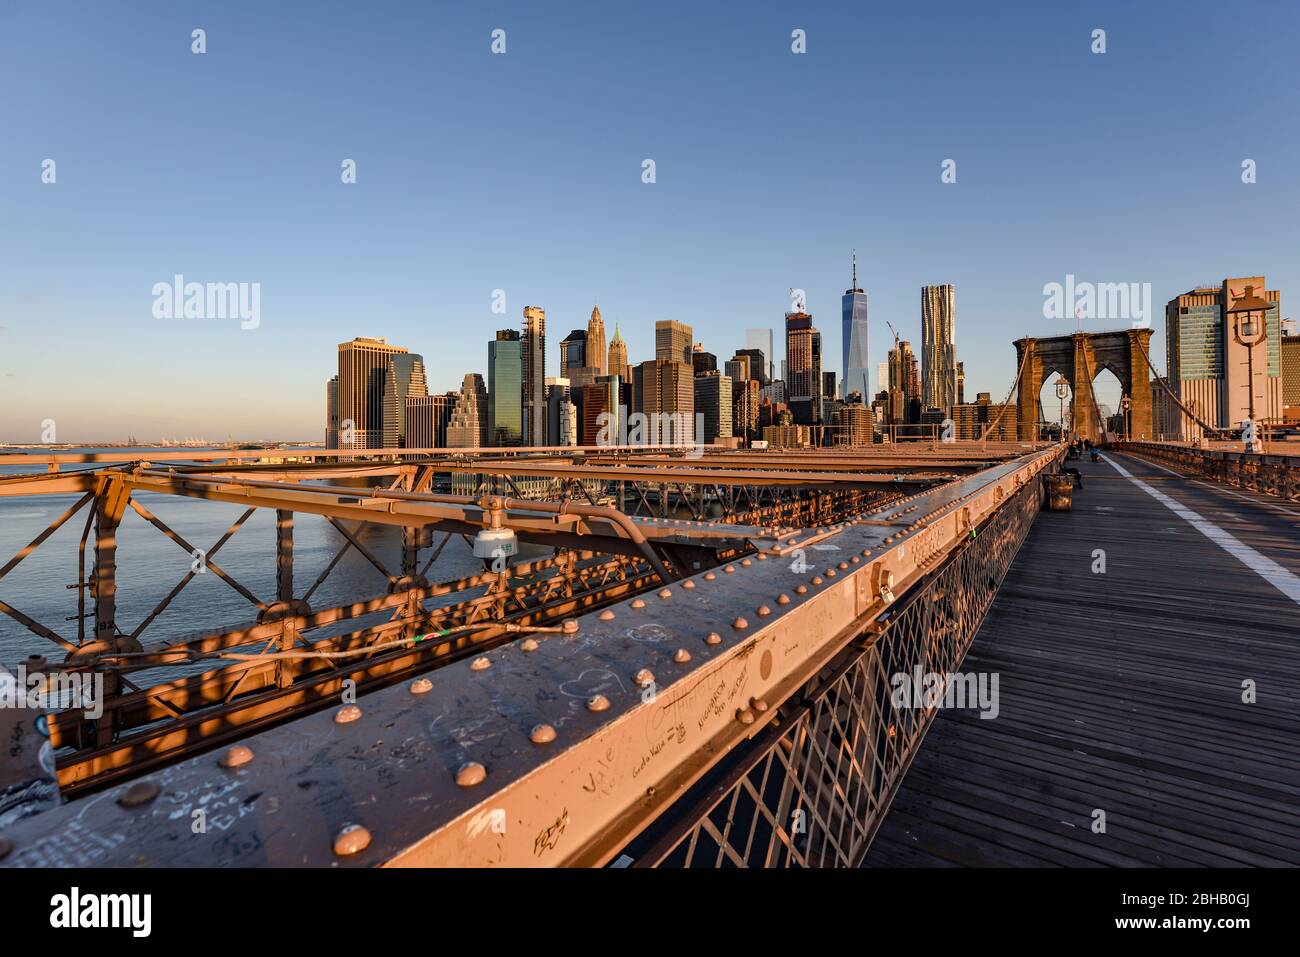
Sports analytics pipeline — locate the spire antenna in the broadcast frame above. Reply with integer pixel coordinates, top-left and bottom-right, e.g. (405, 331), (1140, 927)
(852, 249), (857, 288)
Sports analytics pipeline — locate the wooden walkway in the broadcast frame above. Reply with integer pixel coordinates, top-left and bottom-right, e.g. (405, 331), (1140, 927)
(865, 451), (1300, 867)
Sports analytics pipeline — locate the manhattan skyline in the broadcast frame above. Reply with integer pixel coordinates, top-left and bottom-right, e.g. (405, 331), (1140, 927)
(3, 0), (1298, 441)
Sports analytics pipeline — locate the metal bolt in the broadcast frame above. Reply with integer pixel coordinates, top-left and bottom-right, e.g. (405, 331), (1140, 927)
(631, 598), (646, 609)
(756, 605), (772, 617)
(117, 780), (160, 808)
(587, 694), (611, 712)
(741, 558), (752, 567)
(634, 668), (655, 688)
(724, 565), (736, 574)
(520, 638), (539, 652)
(682, 579), (696, 590)
(736, 708), (755, 725)
(751, 697), (770, 713)
(410, 677), (433, 694)
(599, 609), (616, 621)
(562, 619), (580, 634)
(220, 745), (254, 768)
(825, 569), (837, 578)
(811, 576), (823, 586)
(704, 572), (717, 581)
(794, 584), (808, 595)
(658, 588), (673, 599)
(756, 552), (768, 561)
(333, 823), (372, 857)
(456, 762), (487, 787)
(732, 617), (749, 630)
(705, 632), (722, 646)
(470, 657), (491, 672)
(530, 723), (557, 745)
(838, 561), (849, 570)
(335, 704), (362, 723)
(777, 594), (791, 605)
(674, 648), (692, 663)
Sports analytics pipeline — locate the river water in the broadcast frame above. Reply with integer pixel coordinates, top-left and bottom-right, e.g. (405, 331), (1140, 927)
(0, 448), (489, 668)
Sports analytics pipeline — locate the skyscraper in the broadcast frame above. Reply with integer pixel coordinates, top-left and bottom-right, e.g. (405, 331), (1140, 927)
(694, 370), (733, 443)
(522, 306), (547, 445)
(488, 329), (523, 446)
(560, 330), (587, 372)
(607, 323), (631, 382)
(655, 320), (693, 365)
(1165, 277), (1283, 439)
(920, 284), (957, 415)
(446, 374), (488, 448)
(382, 352), (429, 447)
(336, 337), (409, 449)
(325, 376), (339, 448)
(405, 394), (454, 448)
(745, 328), (775, 381)
(785, 310), (821, 426)
(842, 252), (870, 405)
(587, 306), (607, 377)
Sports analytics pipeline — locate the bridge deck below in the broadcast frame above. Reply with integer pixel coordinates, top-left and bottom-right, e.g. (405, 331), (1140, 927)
(866, 451), (1300, 867)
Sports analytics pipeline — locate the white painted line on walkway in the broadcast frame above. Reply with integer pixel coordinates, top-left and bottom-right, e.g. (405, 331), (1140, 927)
(1116, 450), (1300, 517)
(1101, 453), (1300, 606)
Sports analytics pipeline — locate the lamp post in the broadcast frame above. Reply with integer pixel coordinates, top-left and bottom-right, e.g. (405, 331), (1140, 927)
(1120, 394), (1132, 441)
(1055, 378), (1069, 443)
(1228, 284), (1268, 453)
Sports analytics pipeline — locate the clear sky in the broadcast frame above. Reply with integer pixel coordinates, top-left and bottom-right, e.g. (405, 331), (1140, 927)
(2, 0), (1297, 442)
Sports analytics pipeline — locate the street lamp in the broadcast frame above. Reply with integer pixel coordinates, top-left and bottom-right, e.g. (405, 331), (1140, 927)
(1054, 379), (1069, 443)
(1120, 394), (1132, 441)
(1228, 284), (1268, 452)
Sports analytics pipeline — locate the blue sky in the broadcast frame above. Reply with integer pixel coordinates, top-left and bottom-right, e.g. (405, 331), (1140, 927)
(2, 0), (1297, 441)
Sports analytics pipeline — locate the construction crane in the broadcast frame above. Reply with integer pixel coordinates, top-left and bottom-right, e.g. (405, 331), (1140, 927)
(885, 320), (901, 350)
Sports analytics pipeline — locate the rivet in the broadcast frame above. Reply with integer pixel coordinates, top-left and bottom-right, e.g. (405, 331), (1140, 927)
(756, 605), (772, 617)
(117, 780), (160, 808)
(631, 598), (646, 609)
(741, 558), (752, 567)
(456, 761), (487, 787)
(838, 562), (849, 570)
(736, 708), (755, 725)
(634, 668), (655, 688)
(530, 723), (557, 745)
(850, 556), (861, 564)
(470, 657), (491, 672)
(562, 619), (580, 634)
(794, 584), (808, 595)
(221, 745), (254, 768)
(682, 579), (696, 590)
(705, 632), (722, 646)
(732, 617), (749, 630)
(674, 648), (692, 663)
(333, 824), (372, 857)
(704, 572), (717, 581)
(751, 697), (770, 713)
(825, 569), (837, 578)
(335, 704), (362, 723)
(410, 677), (433, 694)
(724, 565), (736, 574)
(777, 594), (791, 605)
(520, 638), (539, 652)
(599, 609), (616, 621)
(658, 588), (673, 599)
(587, 694), (611, 712)
(812, 576), (823, 585)
(756, 552), (767, 561)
